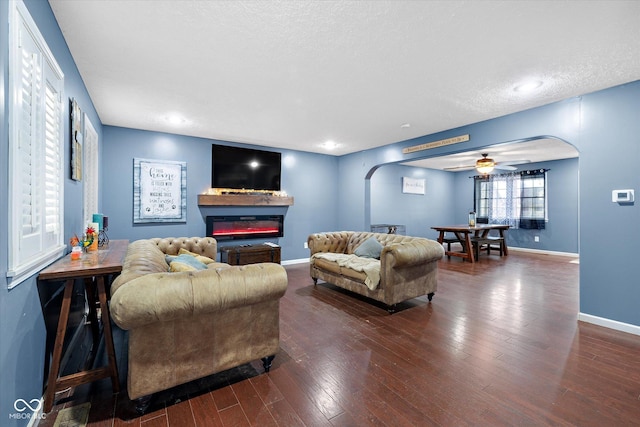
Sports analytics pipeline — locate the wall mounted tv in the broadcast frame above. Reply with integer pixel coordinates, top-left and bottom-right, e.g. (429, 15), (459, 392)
(212, 145), (281, 192)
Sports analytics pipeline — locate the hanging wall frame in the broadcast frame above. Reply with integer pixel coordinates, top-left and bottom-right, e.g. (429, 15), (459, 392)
(70, 98), (83, 181)
(133, 158), (187, 223)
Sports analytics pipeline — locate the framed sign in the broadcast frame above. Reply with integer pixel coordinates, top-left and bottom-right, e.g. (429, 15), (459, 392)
(402, 177), (425, 195)
(133, 158), (187, 223)
(70, 98), (83, 181)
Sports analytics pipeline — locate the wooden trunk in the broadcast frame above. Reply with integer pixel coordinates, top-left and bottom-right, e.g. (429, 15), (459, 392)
(220, 244), (281, 265)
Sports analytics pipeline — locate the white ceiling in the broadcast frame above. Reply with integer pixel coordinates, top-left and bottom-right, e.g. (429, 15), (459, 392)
(48, 0), (640, 161)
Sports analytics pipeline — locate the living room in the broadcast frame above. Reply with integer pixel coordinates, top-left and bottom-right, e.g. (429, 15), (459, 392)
(1, 1), (639, 426)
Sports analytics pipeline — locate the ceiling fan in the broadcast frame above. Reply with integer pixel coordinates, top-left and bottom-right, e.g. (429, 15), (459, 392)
(444, 153), (530, 174)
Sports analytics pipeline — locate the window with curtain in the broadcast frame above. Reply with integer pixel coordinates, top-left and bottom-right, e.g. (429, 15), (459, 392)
(8, 0), (65, 288)
(474, 169), (547, 229)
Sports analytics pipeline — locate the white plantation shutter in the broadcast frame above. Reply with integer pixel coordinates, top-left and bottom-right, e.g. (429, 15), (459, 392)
(19, 50), (42, 239)
(8, 0), (65, 288)
(44, 81), (63, 235)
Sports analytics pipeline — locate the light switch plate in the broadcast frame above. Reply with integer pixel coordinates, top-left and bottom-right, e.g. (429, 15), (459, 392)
(612, 189), (634, 203)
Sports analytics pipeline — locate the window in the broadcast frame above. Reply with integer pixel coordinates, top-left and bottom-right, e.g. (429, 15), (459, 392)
(474, 169), (547, 229)
(83, 114), (99, 226)
(8, 0), (65, 288)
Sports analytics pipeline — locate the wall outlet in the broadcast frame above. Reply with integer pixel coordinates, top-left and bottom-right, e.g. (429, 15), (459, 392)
(303, 242), (308, 249)
(534, 236), (540, 242)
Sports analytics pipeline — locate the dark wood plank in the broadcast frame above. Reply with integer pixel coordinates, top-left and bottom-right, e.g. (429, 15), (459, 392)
(248, 374), (284, 406)
(217, 404), (251, 426)
(231, 379), (278, 427)
(197, 193), (294, 206)
(188, 392), (224, 427)
(165, 398), (195, 427)
(210, 385), (239, 411)
(140, 414), (167, 427)
(42, 251), (640, 427)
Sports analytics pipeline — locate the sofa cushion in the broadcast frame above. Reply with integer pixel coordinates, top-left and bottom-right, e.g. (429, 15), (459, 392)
(178, 248), (216, 264)
(354, 236), (383, 259)
(311, 253), (381, 290)
(168, 254), (208, 272)
(307, 256), (369, 284)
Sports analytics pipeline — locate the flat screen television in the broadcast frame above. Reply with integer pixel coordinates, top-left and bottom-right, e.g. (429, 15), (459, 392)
(212, 145), (281, 191)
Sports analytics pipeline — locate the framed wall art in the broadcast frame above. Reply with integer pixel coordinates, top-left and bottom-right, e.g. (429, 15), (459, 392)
(70, 98), (83, 181)
(133, 158), (187, 223)
(402, 177), (425, 195)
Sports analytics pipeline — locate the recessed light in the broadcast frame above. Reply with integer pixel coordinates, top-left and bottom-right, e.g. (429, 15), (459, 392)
(322, 140), (339, 150)
(400, 123), (411, 129)
(166, 114), (188, 125)
(514, 80), (543, 93)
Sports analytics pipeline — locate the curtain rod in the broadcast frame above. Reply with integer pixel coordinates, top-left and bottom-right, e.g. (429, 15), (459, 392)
(469, 168), (549, 179)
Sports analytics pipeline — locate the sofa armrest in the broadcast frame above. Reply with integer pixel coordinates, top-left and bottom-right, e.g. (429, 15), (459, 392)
(382, 239), (444, 268)
(110, 263), (287, 330)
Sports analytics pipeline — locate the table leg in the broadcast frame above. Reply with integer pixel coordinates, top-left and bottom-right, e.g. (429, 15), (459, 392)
(96, 276), (120, 392)
(84, 278), (100, 347)
(500, 229), (509, 256)
(463, 233), (475, 263)
(44, 279), (74, 413)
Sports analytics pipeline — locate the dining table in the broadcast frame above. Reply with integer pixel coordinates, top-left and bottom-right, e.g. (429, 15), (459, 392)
(431, 224), (510, 263)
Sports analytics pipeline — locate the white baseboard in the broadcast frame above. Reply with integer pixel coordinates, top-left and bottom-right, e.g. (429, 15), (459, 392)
(578, 312), (640, 336)
(281, 258), (308, 266)
(508, 246), (579, 257)
(29, 399), (44, 427)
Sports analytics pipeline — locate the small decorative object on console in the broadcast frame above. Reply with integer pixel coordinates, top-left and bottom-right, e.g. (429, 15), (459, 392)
(69, 224), (98, 252)
(98, 215), (109, 247)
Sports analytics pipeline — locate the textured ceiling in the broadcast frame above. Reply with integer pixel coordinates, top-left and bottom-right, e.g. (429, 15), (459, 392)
(48, 0), (640, 159)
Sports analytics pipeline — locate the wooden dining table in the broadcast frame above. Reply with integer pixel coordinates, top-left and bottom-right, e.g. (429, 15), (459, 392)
(431, 224), (510, 263)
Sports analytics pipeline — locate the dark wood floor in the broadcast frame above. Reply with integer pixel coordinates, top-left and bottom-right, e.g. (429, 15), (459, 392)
(40, 250), (640, 426)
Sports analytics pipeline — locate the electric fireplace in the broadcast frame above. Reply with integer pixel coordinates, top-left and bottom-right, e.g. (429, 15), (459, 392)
(206, 215), (284, 241)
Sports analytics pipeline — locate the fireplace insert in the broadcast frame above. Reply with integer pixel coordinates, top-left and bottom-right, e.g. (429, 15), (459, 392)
(206, 215), (284, 241)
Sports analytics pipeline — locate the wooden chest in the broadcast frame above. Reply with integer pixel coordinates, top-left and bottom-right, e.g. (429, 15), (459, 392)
(220, 243), (281, 265)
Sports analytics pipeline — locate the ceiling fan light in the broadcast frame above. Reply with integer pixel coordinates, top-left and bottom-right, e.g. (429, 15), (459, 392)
(476, 157), (495, 174)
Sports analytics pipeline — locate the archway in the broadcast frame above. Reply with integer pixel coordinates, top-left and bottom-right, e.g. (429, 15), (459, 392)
(365, 136), (579, 255)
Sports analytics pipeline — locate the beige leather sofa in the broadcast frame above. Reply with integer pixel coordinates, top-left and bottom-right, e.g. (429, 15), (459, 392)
(308, 231), (443, 311)
(110, 237), (287, 409)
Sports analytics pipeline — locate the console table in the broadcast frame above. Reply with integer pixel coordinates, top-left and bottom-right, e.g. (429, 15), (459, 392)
(39, 240), (128, 413)
(220, 243), (281, 265)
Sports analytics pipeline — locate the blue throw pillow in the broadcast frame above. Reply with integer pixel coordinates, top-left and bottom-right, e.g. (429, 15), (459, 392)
(354, 236), (383, 259)
(168, 254), (208, 272)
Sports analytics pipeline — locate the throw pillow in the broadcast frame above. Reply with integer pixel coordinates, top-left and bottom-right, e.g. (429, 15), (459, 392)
(168, 254), (208, 272)
(178, 248), (216, 264)
(354, 236), (383, 259)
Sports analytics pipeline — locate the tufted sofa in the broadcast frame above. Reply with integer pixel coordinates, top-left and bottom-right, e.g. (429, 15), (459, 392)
(110, 237), (288, 408)
(308, 231), (444, 311)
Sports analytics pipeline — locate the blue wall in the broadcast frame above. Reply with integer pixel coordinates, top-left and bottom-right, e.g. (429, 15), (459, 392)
(102, 126), (340, 261)
(578, 83), (640, 323)
(370, 164), (455, 239)
(0, 1), (102, 425)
